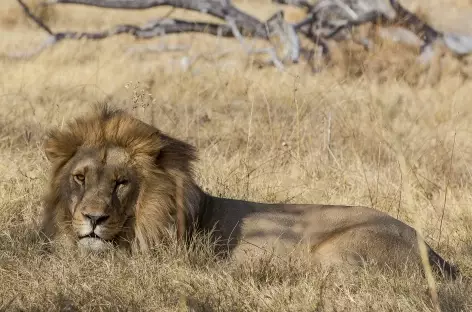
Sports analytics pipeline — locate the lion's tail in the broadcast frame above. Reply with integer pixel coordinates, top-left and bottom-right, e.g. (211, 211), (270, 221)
(427, 244), (460, 280)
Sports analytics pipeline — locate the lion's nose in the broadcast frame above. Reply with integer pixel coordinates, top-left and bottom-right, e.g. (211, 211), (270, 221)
(82, 212), (109, 228)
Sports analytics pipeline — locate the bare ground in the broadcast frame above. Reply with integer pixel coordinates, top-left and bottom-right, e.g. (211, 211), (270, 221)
(1, 0), (472, 311)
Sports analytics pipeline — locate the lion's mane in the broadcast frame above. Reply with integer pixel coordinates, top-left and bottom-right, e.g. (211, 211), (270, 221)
(41, 105), (203, 251)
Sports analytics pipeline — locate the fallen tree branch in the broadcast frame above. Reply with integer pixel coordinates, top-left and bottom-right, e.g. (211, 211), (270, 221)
(443, 32), (472, 56)
(8, 36), (58, 59)
(14, 0), (472, 70)
(293, 0), (443, 53)
(10, 0), (255, 59)
(14, 0), (303, 70)
(227, 17), (284, 71)
(324, 11), (388, 40)
(18, 0), (54, 35)
(126, 43), (190, 54)
(389, 0), (440, 45)
(265, 10), (301, 63)
(272, 0), (313, 10)
(304, 0), (472, 62)
(45, 0), (269, 38)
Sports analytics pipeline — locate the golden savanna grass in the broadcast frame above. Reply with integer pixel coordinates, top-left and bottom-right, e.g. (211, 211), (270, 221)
(1, 0), (472, 310)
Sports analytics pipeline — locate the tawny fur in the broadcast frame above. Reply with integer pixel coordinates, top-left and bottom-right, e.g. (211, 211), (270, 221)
(42, 105), (201, 251)
(41, 105), (460, 279)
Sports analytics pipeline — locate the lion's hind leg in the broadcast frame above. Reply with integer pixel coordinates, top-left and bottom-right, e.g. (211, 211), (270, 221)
(310, 225), (427, 277)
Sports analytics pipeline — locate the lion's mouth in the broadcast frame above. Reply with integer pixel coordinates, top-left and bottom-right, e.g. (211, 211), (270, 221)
(79, 232), (111, 241)
(78, 232), (117, 252)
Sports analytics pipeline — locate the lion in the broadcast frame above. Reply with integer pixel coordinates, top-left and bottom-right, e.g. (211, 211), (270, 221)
(41, 105), (459, 279)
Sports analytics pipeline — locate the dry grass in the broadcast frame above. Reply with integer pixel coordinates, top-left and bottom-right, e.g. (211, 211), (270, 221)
(1, 0), (472, 311)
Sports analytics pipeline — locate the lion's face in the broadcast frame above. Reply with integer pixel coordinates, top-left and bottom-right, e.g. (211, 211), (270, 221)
(42, 106), (200, 253)
(64, 146), (139, 251)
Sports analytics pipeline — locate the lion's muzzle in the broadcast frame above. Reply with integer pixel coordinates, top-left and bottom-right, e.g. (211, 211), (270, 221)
(74, 206), (120, 251)
(76, 211), (116, 252)
(82, 211), (110, 230)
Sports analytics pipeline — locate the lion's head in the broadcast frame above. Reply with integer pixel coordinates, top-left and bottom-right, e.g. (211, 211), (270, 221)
(41, 105), (203, 252)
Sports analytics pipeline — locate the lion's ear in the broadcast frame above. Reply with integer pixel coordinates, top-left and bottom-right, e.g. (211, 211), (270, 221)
(156, 134), (197, 172)
(43, 130), (78, 164)
(44, 134), (63, 163)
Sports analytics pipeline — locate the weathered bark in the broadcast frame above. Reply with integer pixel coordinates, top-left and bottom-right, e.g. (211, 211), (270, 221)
(389, 0), (440, 45)
(296, 0), (441, 46)
(11, 0), (472, 66)
(10, 0), (266, 59)
(272, 0), (313, 10)
(47, 0), (268, 38)
(13, 0), (301, 70)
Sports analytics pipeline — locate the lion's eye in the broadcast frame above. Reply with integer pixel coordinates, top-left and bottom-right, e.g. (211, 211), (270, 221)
(116, 179), (128, 187)
(74, 174), (85, 184)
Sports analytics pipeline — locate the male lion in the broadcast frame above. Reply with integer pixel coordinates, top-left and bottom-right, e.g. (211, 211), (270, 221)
(41, 105), (459, 279)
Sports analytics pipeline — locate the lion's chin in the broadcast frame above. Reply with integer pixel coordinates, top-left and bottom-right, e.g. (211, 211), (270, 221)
(78, 237), (113, 253)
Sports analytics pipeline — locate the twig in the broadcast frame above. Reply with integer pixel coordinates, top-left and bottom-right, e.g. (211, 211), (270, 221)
(8, 36), (58, 59)
(265, 10), (301, 63)
(324, 11), (388, 40)
(396, 160), (403, 219)
(438, 131), (456, 247)
(227, 18), (285, 71)
(126, 43), (190, 54)
(18, 0), (53, 34)
(326, 111), (331, 162)
(171, 48), (235, 72)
